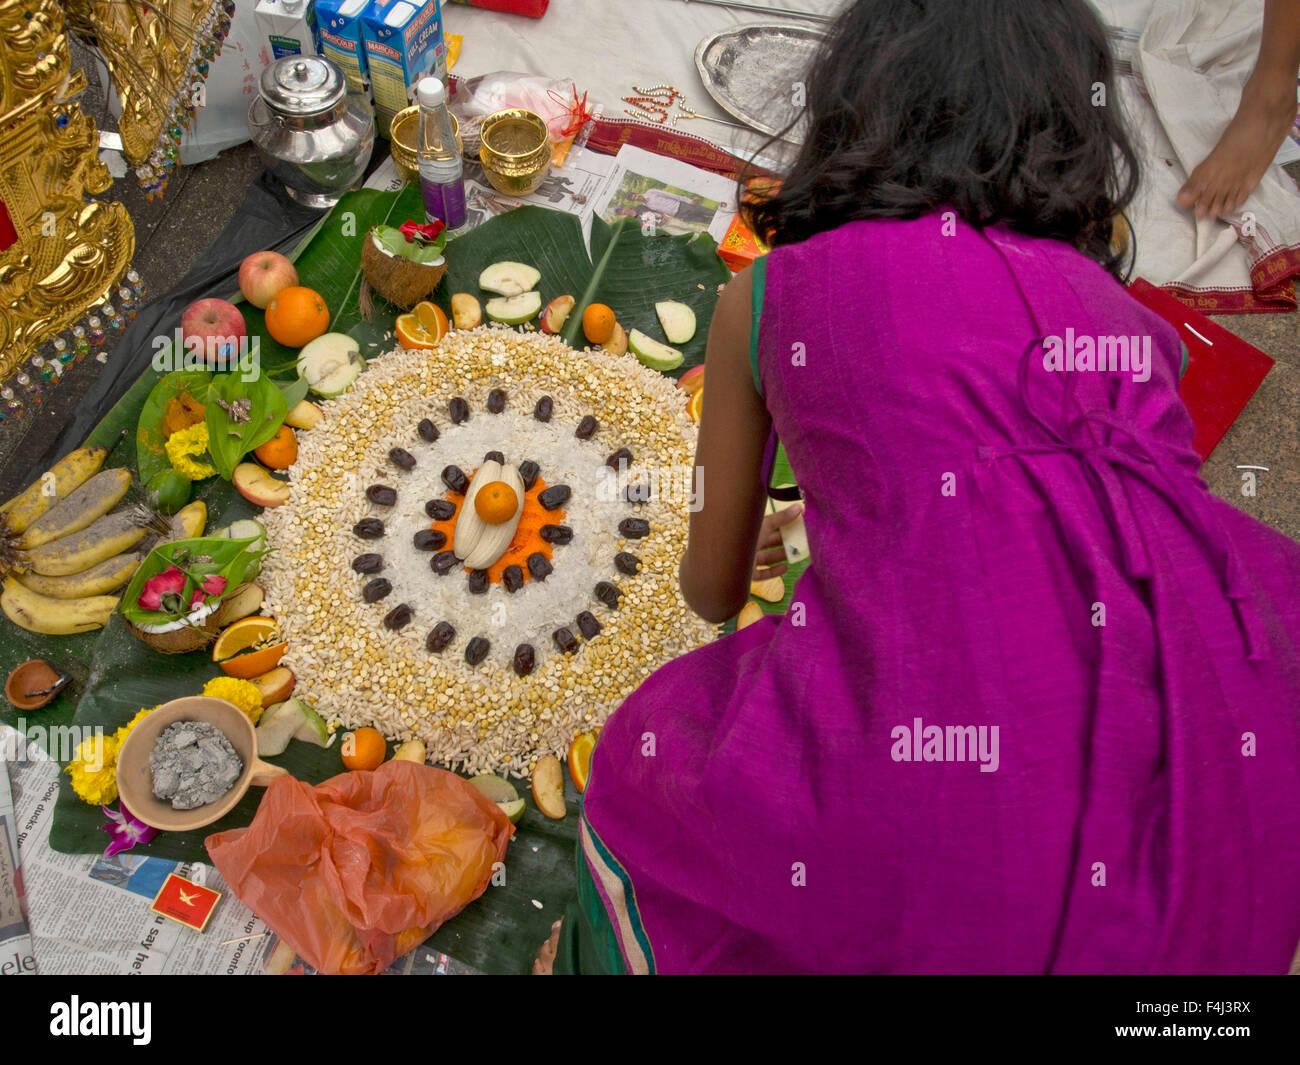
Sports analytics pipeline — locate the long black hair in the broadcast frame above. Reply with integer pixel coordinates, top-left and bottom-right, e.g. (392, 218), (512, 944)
(744, 0), (1140, 277)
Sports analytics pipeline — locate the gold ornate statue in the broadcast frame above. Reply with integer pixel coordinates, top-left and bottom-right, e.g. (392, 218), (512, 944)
(0, 0), (133, 387)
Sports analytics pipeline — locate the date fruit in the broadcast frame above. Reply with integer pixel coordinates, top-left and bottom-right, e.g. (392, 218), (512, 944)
(426, 621), (455, 652)
(351, 553), (383, 574)
(362, 577), (392, 602)
(366, 485), (397, 506)
(353, 518), (384, 539)
(413, 529), (447, 551)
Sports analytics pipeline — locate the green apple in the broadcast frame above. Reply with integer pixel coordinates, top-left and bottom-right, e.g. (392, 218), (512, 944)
(655, 301), (696, 344)
(484, 291), (542, 325)
(628, 329), (684, 372)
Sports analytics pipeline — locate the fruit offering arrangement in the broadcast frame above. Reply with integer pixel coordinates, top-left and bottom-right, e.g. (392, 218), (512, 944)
(257, 326), (715, 777)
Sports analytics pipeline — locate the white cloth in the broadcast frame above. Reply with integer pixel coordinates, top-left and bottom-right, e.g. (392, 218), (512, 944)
(1121, 0), (1300, 307)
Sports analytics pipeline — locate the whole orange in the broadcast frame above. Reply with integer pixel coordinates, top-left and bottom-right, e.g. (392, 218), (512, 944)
(265, 286), (330, 347)
(581, 303), (616, 345)
(341, 726), (386, 771)
(474, 480), (519, 524)
(253, 424), (298, 469)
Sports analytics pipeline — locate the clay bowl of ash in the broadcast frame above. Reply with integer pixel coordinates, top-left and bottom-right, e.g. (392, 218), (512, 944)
(116, 696), (288, 832)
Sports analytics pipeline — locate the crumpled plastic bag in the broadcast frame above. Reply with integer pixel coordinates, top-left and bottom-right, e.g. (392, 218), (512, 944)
(452, 71), (592, 167)
(206, 760), (512, 975)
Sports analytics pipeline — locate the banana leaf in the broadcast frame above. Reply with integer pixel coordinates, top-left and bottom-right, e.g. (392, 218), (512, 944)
(0, 180), (737, 974)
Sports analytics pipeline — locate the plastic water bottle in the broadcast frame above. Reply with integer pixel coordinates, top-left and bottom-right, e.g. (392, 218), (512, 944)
(416, 77), (466, 231)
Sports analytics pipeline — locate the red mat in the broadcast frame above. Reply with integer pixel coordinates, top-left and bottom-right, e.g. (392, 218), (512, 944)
(1127, 278), (1275, 461)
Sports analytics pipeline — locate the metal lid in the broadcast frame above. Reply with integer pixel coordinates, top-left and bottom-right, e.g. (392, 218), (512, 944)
(259, 56), (346, 116)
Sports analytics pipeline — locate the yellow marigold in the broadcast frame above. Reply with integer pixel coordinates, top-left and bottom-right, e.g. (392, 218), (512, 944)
(114, 705), (159, 745)
(65, 732), (121, 806)
(201, 676), (264, 725)
(165, 421), (217, 481)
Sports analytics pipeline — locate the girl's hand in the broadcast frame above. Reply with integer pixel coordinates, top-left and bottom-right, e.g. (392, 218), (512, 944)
(752, 503), (804, 582)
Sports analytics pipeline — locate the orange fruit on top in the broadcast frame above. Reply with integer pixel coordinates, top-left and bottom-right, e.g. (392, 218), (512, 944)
(581, 303), (616, 345)
(253, 424), (298, 469)
(341, 726), (386, 771)
(687, 387), (703, 424)
(213, 615), (287, 678)
(567, 729), (598, 793)
(264, 286), (330, 347)
(474, 480), (519, 524)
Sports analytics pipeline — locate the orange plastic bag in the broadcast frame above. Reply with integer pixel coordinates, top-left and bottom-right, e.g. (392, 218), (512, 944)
(206, 761), (512, 974)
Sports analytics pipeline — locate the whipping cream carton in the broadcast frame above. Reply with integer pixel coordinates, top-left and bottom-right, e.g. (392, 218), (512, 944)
(362, 0), (446, 137)
(314, 0), (375, 93)
(255, 0), (319, 60)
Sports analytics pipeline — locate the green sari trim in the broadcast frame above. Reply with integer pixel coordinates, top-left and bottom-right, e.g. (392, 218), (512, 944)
(750, 255), (767, 396)
(554, 844), (628, 975)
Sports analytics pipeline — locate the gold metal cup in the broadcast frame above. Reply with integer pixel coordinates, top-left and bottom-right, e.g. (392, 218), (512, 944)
(478, 108), (551, 196)
(389, 106), (461, 184)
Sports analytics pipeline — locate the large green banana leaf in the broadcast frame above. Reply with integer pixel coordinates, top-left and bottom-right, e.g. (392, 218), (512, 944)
(0, 185), (781, 974)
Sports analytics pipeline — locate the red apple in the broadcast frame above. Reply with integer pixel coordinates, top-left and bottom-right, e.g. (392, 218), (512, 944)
(677, 365), (705, 394)
(238, 250), (299, 309)
(181, 298), (246, 369)
(233, 462), (290, 508)
(540, 294), (575, 334)
(251, 666), (295, 706)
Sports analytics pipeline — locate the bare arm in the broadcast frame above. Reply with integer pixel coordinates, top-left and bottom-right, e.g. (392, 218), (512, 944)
(678, 266), (773, 623)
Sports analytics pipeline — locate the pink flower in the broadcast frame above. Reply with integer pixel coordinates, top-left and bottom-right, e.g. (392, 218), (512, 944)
(189, 574), (228, 608)
(399, 219), (445, 244)
(137, 566), (186, 611)
(101, 803), (159, 857)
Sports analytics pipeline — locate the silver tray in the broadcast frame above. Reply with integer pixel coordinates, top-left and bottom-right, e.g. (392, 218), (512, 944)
(694, 23), (824, 139)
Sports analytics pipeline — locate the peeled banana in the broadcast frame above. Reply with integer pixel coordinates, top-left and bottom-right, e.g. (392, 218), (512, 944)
(15, 552), (140, 599)
(455, 460), (526, 570)
(0, 445), (109, 535)
(1, 577), (119, 635)
(25, 510), (148, 577)
(17, 467), (133, 549)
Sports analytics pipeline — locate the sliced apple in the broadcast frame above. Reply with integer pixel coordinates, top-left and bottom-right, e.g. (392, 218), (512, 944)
(750, 576), (784, 603)
(484, 291), (542, 325)
(601, 321), (628, 355)
(468, 773), (526, 823)
(451, 292), (482, 329)
(677, 365), (705, 394)
(531, 755), (566, 819)
(478, 261), (541, 296)
(391, 738), (426, 763)
(214, 582), (265, 627)
(540, 294), (575, 334)
(655, 300), (697, 344)
(628, 329), (684, 372)
(297, 332), (364, 398)
(284, 399), (322, 430)
(251, 665), (295, 706)
(736, 601), (764, 630)
(233, 462), (290, 508)
(292, 700), (330, 746)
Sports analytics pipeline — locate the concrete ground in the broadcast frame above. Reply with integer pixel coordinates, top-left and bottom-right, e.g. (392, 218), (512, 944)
(1, 42), (1297, 545)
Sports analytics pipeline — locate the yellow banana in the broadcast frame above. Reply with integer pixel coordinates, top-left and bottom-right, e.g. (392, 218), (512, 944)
(25, 510), (148, 577)
(1, 577), (118, 635)
(0, 445), (109, 535)
(15, 552), (140, 599)
(17, 468), (133, 549)
(165, 500), (207, 541)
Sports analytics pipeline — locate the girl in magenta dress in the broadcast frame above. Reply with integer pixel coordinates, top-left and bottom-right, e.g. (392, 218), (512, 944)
(547, 0), (1300, 974)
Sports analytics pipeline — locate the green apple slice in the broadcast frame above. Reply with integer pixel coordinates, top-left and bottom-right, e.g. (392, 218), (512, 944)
(297, 333), (365, 398)
(479, 261), (541, 296)
(291, 699), (330, 746)
(468, 773), (519, 803)
(628, 329), (684, 372)
(484, 291), (542, 325)
(255, 700), (306, 757)
(498, 797), (526, 823)
(655, 301), (697, 344)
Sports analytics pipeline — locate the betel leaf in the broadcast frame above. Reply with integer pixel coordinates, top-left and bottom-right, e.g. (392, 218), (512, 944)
(135, 366), (214, 484)
(372, 223), (446, 263)
(204, 370), (289, 480)
(275, 375), (310, 413)
(118, 536), (261, 627)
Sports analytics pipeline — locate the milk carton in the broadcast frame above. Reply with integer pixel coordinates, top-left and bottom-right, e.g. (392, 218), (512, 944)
(362, 0), (446, 138)
(255, 0), (319, 60)
(314, 0), (374, 93)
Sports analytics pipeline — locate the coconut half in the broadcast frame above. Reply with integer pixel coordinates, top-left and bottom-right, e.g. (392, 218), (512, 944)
(361, 229), (448, 309)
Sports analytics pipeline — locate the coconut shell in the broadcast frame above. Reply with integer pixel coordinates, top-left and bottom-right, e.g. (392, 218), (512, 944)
(361, 235), (448, 310)
(127, 611), (220, 654)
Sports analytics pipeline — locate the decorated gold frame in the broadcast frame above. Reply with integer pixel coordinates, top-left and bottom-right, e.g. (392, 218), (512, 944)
(0, 0), (134, 381)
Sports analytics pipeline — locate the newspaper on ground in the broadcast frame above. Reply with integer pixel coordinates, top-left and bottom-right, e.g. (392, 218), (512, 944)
(0, 724), (475, 974)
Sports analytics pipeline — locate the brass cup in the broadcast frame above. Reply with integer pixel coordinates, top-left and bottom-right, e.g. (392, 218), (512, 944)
(390, 106), (461, 184)
(478, 108), (551, 196)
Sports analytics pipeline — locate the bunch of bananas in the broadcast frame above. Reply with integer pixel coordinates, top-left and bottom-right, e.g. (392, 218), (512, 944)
(0, 445), (206, 635)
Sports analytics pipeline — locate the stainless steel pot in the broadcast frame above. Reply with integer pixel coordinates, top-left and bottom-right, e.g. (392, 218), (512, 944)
(247, 55), (375, 208)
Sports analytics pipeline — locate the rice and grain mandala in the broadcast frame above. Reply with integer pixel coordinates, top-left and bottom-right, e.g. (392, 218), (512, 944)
(259, 326), (715, 776)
